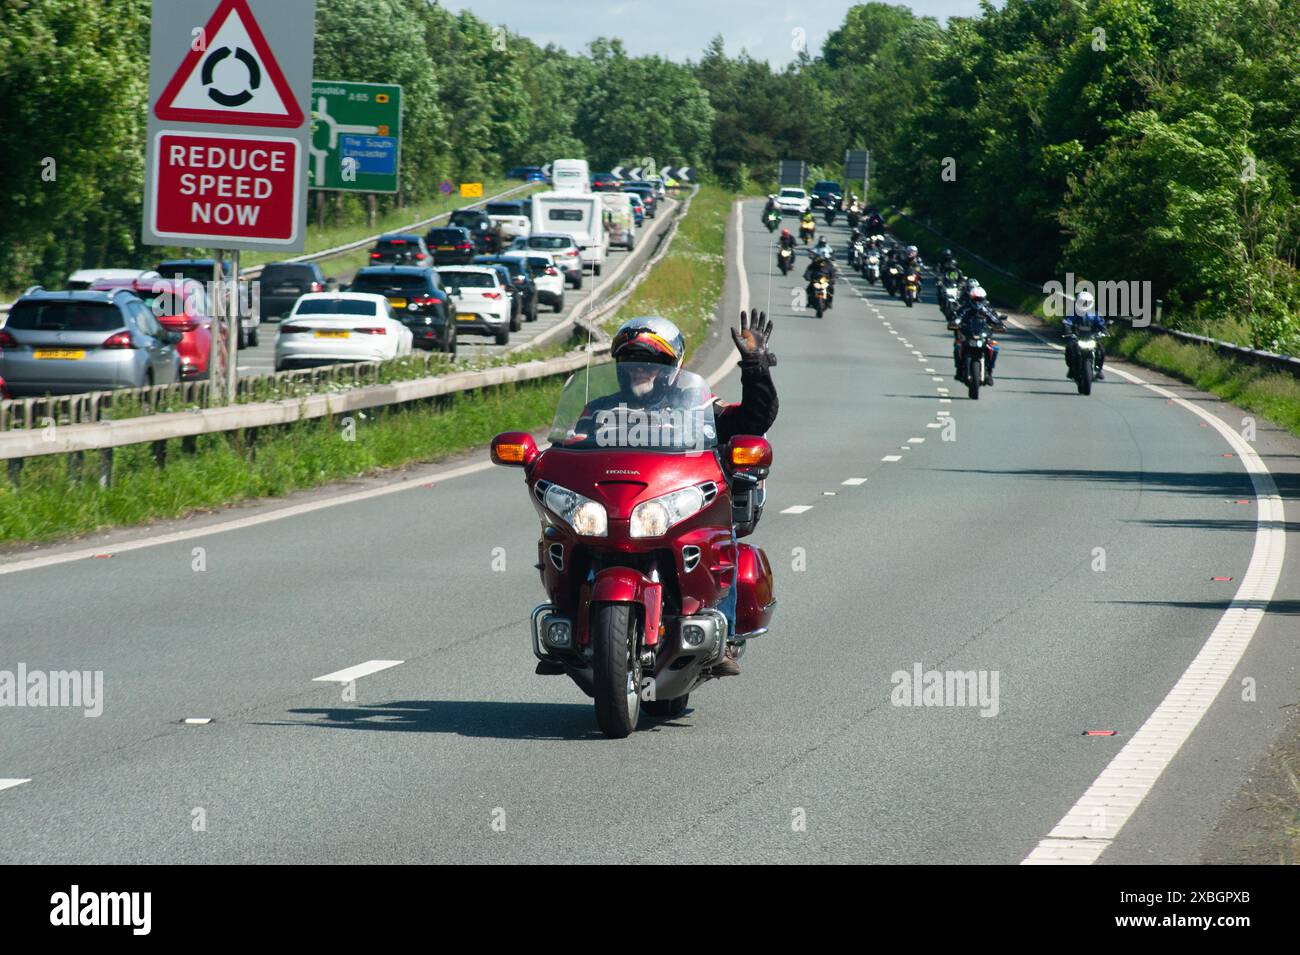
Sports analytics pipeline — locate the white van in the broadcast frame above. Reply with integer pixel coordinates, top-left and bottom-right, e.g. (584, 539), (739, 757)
(531, 192), (607, 275)
(550, 158), (590, 194)
(600, 192), (636, 250)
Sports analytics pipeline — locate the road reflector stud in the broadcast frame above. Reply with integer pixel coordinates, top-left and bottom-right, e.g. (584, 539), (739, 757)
(1083, 730), (1118, 737)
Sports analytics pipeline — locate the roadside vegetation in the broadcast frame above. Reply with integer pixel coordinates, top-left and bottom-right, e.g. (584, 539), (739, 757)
(606, 184), (731, 361)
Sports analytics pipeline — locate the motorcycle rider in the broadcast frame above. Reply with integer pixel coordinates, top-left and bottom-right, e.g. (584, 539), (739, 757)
(799, 210), (816, 243)
(598, 313), (779, 677)
(778, 227), (797, 252)
(1064, 290), (1107, 381)
(804, 250), (836, 309)
(939, 248), (959, 274)
(952, 286), (1004, 384)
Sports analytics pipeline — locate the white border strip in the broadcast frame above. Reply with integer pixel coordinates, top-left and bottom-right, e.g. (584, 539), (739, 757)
(314, 660), (403, 683)
(1015, 321), (1287, 864)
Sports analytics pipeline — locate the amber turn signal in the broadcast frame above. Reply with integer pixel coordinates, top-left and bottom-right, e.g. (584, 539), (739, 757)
(731, 445), (766, 466)
(495, 443), (529, 464)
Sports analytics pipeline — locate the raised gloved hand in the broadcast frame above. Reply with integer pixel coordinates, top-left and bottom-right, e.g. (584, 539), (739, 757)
(731, 308), (776, 369)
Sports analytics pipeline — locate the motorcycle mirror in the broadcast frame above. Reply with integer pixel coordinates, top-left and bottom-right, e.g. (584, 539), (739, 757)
(491, 431), (539, 468)
(728, 435), (773, 470)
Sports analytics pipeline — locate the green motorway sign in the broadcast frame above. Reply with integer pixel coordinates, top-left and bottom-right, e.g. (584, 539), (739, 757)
(308, 80), (403, 193)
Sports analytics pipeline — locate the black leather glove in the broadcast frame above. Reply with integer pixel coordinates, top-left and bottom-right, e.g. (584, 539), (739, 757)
(731, 308), (777, 369)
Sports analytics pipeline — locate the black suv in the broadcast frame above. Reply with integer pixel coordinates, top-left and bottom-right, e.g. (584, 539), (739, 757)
(448, 209), (500, 253)
(258, 262), (337, 320)
(474, 255), (539, 326)
(810, 180), (843, 211)
(425, 226), (476, 265)
(347, 266), (456, 355)
(156, 258), (232, 283)
(368, 234), (432, 265)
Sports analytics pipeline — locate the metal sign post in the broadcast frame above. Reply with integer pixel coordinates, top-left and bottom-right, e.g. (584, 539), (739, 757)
(142, 0), (314, 404)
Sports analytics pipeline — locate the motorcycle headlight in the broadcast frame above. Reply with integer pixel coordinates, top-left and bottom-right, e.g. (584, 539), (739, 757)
(1078, 339), (1096, 349)
(543, 483), (607, 536)
(868, 255), (878, 264)
(629, 485), (707, 538)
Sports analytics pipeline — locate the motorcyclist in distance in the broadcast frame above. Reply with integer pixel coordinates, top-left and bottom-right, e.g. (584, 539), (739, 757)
(1064, 290), (1107, 381)
(778, 227), (797, 251)
(952, 286), (1005, 384)
(804, 250), (836, 309)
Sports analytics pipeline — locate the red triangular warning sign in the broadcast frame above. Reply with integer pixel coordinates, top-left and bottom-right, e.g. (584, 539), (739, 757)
(154, 0), (304, 128)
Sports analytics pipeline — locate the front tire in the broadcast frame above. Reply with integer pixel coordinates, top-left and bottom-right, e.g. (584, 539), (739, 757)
(967, 356), (982, 400)
(1078, 352), (1093, 395)
(591, 603), (641, 738)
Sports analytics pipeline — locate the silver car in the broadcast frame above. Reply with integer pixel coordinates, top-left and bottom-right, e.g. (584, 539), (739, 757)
(0, 288), (182, 396)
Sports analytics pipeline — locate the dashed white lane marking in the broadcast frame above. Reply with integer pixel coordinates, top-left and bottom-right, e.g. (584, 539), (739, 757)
(939, 398), (952, 403)
(881, 455), (902, 462)
(314, 660), (404, 684)
(926, 422), (943, 429)
(932, 376), (944, 381)
(911, 350), (924, 356)
(1012, 320), (1287, 865)
(183, 718), (212, 725)
(925, 367), (936, 373)
(842, 478), (868, 486)
(908, 437), (925, 444)
(780, 505), (814, 515)
(0, 779), (31, 793)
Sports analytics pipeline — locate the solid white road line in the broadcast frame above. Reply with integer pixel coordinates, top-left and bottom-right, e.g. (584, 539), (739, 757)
(1015, 323), (1286, 865)
(842, 478), (868, 486)
(313, 660), (404, 684)
(780, 505), (813, 515)
(0, 779), (31, 792)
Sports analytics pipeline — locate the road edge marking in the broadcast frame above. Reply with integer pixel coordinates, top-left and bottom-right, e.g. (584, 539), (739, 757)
(1018, 328), (1286, 864)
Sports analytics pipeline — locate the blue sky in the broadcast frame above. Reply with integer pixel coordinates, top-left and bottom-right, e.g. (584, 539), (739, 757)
(444, 1), (992, 65)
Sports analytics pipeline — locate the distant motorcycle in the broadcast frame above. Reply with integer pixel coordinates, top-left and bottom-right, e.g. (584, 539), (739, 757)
(903, 271), (920, 308)
(763, 209), (780, 232)
(823, 206), (837, 226)
(885, 262), (902, 297)
(810, 276), (831, 318)
(777, 246), (794, 275)
(800, 221), (815, 245)
(848, 235), (865, 269)
(956, 312), (1002, 400)
(1067, 328), (1104, 396)
(863, 252), (880, 285)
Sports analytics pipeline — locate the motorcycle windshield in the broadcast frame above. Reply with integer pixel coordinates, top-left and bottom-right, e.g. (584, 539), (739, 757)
(548, 362), (718, 453)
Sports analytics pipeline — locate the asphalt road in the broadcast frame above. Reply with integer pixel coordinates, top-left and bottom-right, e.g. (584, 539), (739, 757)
(1, 200), (1296, 864)
(235, 199), (679, 375)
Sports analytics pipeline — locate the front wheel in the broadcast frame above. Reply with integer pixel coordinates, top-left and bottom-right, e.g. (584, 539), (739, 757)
(591, 603), (641, 738)
(967, 356), (982, 400)
(905, 293), (914, 308)
(1078, 352), (1093, 395)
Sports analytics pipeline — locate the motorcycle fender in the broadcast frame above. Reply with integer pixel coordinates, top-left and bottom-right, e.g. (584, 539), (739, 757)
(719, 543), (777, 637)
(589, 567), (663, 647)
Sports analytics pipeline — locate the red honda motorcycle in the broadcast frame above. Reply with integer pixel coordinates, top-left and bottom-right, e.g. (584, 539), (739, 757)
(490, 361), (777, 738)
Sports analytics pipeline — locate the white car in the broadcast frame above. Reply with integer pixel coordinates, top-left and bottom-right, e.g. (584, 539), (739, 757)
(274, 292), (413, 371)
(501, 251), (565, 313)
(774, 188), (810, 215)
(437, 266), (513, 345)
(511, 233), (583, 288)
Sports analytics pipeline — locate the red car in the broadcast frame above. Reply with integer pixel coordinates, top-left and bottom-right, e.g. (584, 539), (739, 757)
(89, 277), (213, 380)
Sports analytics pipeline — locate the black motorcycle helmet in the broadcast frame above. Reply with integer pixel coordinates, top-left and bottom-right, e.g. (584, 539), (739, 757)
(610, 316), (685, 403)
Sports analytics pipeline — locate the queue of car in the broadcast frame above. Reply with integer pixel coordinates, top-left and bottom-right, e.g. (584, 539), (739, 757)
(1, 163), (664, 397)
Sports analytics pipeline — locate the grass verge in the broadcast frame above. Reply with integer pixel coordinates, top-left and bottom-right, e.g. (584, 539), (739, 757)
(0, 377), (563, 545)
(606, 184), (732, 363)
